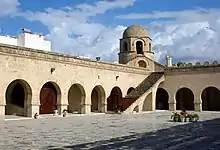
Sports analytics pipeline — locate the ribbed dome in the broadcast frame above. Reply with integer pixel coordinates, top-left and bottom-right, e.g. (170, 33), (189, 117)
(123, 24), (148, 38)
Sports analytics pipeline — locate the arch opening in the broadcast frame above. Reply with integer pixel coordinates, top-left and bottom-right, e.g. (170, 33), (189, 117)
(5, 79), (32, 117)
(136, 41), (143, 54)
(40, 82), (61, 114)
(107, 86), (122, 112)
(149, 43), (151, 52)
(176, 87), (194, 110)
(201, 87), (220, 111)
(138, 60), (147, 68)
(127, 87), (135, 95)
(68, 84), (85, 114)
(142, 93), (152, 111)
(156, 88), (169, 110)
(91, 85), (106, 113)
(123, 42), (128, 51)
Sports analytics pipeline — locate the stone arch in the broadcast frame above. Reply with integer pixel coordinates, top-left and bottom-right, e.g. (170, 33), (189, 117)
(127, 87), (135, 95)
(142, 93), (152, 111)
(107, 86), (122, 112)
(201, 86), (220, 111)
(68, 83), (86, 114)
(91, 85), (106, 113)
(138, 60), (147, 68)
(136, 41), (143, 54)
(39, 81), (61, 114)
(123, 42), (128, 51)
(175, 87), (194, 110)
(5, 79), (32, 117)
(156, 88), (169, 110)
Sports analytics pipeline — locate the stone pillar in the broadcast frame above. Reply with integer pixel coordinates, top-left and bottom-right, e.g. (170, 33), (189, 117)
(81, 104), (91, 114)
(57, 104), (68, 115)
(27, 104), (39, 117)
(169, 102), (176, 111)
(194, 101), (202, 112)
(0, 105), (5, 120)
(100, 103), (107, 113)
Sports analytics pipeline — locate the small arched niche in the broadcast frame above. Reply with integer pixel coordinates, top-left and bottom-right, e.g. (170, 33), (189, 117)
(149, 43), (151, 52)
(136, 41), (143, 54)
(138, 60), (147, 68)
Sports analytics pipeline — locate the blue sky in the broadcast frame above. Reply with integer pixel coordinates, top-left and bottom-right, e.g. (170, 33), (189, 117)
(0, 0), (220, 63)
(1, 0), (220, 36)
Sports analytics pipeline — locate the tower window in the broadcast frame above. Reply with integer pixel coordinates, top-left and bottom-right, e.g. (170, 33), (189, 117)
(138, 60), (147, 68)
(136, 41), (143, 54)
(123, 42), (128, 51)
(149, 43), (151, 52)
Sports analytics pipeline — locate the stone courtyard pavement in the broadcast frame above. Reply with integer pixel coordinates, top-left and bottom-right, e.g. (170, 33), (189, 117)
(1, 111), (220, 150)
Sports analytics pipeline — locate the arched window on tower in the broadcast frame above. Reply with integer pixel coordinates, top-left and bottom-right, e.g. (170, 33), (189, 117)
(138, 60), (147, 68)
(149, 43), (151, 52)
(123, 42), (128, 51)
(136, 41), (143, 54)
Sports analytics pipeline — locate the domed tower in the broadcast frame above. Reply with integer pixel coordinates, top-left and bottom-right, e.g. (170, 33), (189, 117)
(118, 24), (154, 70)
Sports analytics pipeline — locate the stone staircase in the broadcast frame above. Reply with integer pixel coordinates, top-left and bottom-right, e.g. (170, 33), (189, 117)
(123, 72), (164, 113)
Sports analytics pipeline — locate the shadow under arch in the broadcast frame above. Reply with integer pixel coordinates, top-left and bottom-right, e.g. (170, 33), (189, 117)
(175, 87), (194, 111)
(107, 86), (122, 112)
(68, 83), (86, 114)
(156, 88), (169, 110)
(127, 87), (135, 95)
(91, 85), (106, 113)
(5, 79), (32, 117)
(201, 86), (220, 111)
(39, 81), (61, 114)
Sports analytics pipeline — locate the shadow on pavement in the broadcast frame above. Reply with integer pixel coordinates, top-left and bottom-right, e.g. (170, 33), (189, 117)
(47, 118), (220, 150)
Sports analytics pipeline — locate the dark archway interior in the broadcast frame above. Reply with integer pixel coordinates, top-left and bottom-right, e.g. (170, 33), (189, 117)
(202, 87), (220, 111)
(107, 87), (122, 111)
(138, 60), (147, 68)
(5, 81), (26, 116)
(123, 42), (128, 51)
(40, 82), (57, 114)
(68, 84), (84, 114)
(149, 43), (151, 52)
(156, 88), (169, 110)
(136, 41), (143, 54)
(91, 88), (99, 112)
(176, 88), (194, 110)
(127, 87), (135, 95)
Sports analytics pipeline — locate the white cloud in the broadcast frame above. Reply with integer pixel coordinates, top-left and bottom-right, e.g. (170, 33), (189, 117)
(0, 0), (20, 16)
(15, 0), (134, 61)
(9, 1), (220, 64)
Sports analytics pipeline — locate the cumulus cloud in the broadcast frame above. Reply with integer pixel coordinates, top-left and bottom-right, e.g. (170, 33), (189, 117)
(0, 0), (20, 16)
(6, 0), (220, 64)
(15, 0), (134, 61)
(117, 9), (220, 63)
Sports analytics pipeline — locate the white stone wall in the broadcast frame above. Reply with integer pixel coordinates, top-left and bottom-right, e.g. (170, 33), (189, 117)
(0, 33), (51, 51)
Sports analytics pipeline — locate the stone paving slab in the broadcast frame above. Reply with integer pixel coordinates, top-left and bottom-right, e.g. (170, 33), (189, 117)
(0, 111), (220, 150)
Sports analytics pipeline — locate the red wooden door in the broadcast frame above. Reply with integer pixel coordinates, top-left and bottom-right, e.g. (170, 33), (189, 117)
(40, 83), (57, 114)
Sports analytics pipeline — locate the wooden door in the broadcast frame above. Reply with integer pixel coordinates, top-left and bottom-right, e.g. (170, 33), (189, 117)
(40, 83), (57, 114)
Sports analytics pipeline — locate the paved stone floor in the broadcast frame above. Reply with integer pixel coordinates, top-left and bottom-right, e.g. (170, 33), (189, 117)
(1, 111), (220, 150)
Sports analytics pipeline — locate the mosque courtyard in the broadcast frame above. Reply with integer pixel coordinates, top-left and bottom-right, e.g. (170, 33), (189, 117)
(1, 111), (220, 150)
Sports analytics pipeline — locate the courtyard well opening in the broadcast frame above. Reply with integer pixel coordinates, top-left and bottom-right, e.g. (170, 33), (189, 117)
(175, 87), (194, 111)
(5, 79), (32, 117)
(156, 88), (169, 110)
(68, 84), (85, 114)
(91, 85), (106, 113)
(107, 86), (122, 112)
(40, 82), (60, 114)
(201, 86), (220, 111)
